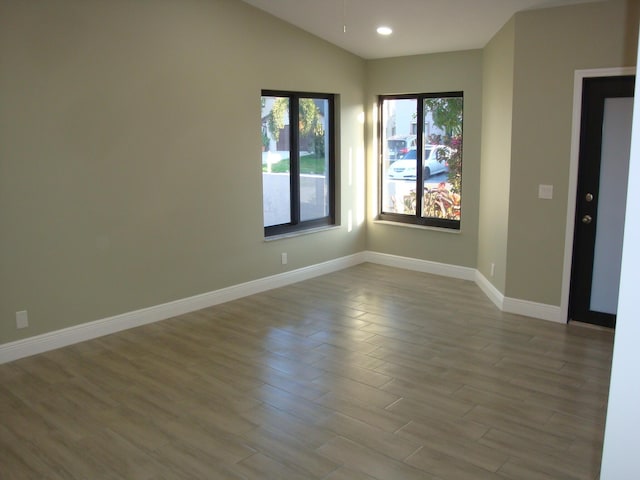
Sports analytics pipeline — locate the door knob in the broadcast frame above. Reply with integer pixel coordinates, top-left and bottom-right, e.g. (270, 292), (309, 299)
(582, 215), (592, 224)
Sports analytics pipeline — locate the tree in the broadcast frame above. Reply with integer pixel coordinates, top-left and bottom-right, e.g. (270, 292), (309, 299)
(299, 99), (323, 137)
(267, 98), (288, 143)
(424, 97), (462, 137)
(267, 98), (324, 155)
(425, 97), (463, 194)
(299, 99), (325, 157)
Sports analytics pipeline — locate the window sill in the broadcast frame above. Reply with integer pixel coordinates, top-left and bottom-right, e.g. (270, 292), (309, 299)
(373, 219), (462, 234)
(264, 225), (341, 242)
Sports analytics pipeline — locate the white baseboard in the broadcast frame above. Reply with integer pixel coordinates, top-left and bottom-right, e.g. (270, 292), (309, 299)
(474, 270), (562, 323)
(474, 270), (505, 310)
(0, 252), (365, 364)
(0, 250), (564, 364)
(363, 251), (476, 281)
(502, 297), (563, 323)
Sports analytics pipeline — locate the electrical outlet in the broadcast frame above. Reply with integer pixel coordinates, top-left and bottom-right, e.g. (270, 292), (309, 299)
(16, 310), (29, 329)
(538, 184), (553, 200)
(281, 252), (288, 265)
(490, 263), (495, 277)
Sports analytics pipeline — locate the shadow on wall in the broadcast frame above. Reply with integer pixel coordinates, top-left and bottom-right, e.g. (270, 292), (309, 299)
(624, 0), (640, 65)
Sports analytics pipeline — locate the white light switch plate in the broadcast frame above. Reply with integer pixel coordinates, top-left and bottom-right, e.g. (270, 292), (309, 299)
(16, 310), (28, 329)
(538, 184), (553, 200)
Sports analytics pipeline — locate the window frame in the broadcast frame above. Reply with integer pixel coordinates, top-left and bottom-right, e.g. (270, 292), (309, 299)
(262, 90), (336, 237)
(378, 91), (463, 230)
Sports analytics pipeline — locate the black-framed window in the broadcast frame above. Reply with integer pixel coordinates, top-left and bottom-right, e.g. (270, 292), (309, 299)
(261, 90), (336, 237)
(379, 92), (463, 230)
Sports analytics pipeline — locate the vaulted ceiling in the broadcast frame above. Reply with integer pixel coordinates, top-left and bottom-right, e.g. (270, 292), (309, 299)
(241, 0), (604, 59)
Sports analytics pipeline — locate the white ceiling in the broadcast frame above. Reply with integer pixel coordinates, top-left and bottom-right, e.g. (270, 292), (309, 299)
(241, 0), (604, 59)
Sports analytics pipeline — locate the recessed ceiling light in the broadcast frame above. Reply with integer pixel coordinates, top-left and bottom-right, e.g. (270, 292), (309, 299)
(376, 26), (393, 36)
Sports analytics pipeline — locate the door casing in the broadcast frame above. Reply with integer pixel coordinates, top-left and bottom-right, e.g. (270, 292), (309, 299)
(561, 67), (636, 324)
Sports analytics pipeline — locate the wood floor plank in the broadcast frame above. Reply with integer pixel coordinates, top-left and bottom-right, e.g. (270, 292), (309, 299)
(76, 428), (166, 480)
(0, 425), (73, 480)
(405, 445), (506, 480)
(316, 391), (411, 433)
(399, 422), (508, 472)
(316, 411), (421, 461)
(154, 417), (256, 465)
(249, 383), (335, 424)
(322, 466), (380, 480)
(150, 440), (247, 480)
(497, 454), (594, 480)
(312, 372), (400, 409)
(479, 427), (596, 478)
(234, 452), (312, 480)
(240, 403), (336, 449)
(384, 386), (476, 418)
(317, 435), (437, 480)
(99, 406), (173, 452)
(0, 263), (613, 479)
(241, 426), (340, 478)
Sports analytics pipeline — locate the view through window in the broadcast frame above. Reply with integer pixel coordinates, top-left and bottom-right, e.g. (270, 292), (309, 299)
(261, 91), (335, 237)
(379, 93), (463, 229)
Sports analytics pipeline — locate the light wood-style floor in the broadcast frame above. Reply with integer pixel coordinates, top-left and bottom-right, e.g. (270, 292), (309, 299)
(0, 263), (614, 479)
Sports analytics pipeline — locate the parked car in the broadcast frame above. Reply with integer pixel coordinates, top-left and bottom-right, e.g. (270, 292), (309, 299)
(387, 145), (451, 180)
(387, 135), (416, 160)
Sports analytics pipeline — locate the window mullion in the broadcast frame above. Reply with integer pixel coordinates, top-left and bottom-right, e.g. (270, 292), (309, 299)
(290, 97), (301, 225)
(416, 98), (425, 218)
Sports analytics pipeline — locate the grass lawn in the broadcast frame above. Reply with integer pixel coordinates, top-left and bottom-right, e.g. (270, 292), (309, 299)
(264, 154), (326, 174)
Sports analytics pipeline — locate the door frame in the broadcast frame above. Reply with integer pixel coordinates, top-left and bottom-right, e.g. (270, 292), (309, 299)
(560, 67), (636, 324)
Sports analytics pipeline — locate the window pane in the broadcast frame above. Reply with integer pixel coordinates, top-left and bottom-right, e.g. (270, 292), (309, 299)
(262, 90), (335, 237)
(262, 96), (291, 227)
(422, 96), (462, 222)
(299, 98), (329, 222)
(381, 98), (418, 214)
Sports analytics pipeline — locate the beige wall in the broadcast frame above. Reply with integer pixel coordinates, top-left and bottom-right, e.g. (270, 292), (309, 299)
(2, 0), (638, 346)
(477, 18), (515, 293)
(364, 0), (638, 306)
(0, 0), (366, 343)
(365, 50), (483, 267)
(505, 0), (639, 304)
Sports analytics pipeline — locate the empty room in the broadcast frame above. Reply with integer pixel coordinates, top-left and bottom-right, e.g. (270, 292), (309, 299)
(1, 0), (639, 478)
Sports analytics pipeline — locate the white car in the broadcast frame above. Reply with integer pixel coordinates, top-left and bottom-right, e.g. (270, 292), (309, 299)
(387, 135), (417, 161)
(387, 145), (451, 180)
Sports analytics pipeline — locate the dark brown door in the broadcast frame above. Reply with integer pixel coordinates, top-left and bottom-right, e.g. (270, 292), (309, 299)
(569, 75), (635, 328)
